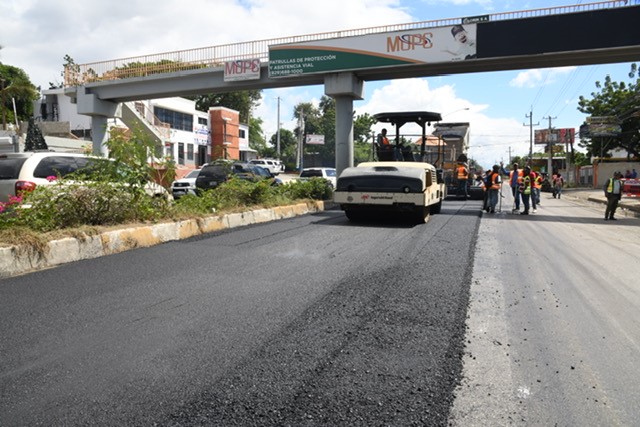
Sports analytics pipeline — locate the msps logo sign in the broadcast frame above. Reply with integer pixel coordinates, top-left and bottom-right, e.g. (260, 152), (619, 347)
(224, 59), (261, 82)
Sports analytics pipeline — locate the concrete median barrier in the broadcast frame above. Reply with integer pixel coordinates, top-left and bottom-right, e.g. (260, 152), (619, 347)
(0, 200), (332, 279)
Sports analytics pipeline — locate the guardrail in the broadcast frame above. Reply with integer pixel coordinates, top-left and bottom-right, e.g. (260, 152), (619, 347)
(64, 1), (631, 86)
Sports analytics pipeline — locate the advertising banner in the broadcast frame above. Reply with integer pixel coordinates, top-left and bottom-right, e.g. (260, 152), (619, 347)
(534, 128), (575, 145)
(269, 24), (477, 78)
(582, 116), (622, 137)
(224, 59), (261, 82)
(306, 134), (325, 145)
(193, 125), (209, 146)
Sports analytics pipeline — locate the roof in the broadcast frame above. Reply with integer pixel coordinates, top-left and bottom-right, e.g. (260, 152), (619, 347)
(374, 111), (442, 127)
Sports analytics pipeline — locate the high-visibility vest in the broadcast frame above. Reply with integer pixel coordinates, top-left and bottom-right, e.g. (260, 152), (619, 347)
(457, 165), (468, 180)
(490, 172), (501, 190)
(534, 173), (542, 189)
(606, 178), (620, 193)
(378, 134), (390, 145)
(521, 175), (532, 194)
(509, 169), (523, 185)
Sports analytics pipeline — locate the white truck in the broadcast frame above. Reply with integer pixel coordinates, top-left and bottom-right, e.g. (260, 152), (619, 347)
(333, 111), (446, 223)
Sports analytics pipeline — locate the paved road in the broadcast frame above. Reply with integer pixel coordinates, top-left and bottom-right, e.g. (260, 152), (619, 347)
(0, 199), (481, 426)
(451, 185), (640, 426)
(1, 186), (638, 426)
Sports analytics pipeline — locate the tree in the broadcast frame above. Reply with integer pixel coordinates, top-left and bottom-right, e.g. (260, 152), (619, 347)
(248, 116), (273, 157)
(354, 112), (376, 144)
(577, 63), (640, 160)
(191, 91), (262, 124)
(0, 64), (39, 130)
(24, 118), (48, 151)
(269, 128), (297, 169)
(292, 97), (380, 167)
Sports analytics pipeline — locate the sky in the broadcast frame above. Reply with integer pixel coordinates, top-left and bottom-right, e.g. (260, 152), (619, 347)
(1, 0), (637, 168)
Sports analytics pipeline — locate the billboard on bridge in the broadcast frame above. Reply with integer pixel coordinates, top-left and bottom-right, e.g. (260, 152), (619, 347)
(268, 24), (477, 78)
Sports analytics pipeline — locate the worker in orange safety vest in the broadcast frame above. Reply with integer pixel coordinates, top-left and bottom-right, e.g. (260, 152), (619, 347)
(485, 164), (502, 213)
(533, 171), (543, 207)
(456, 161), (469, 198)
(509, 163), (524, 213)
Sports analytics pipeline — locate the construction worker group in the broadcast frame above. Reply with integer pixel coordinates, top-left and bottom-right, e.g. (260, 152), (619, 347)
(476, 162), (557, 215)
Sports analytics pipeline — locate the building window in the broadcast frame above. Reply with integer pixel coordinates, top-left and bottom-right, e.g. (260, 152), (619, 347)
(187, 143), (194, 161)
(198, 117), (207, 125)
(239, 129), (246, 138)
(154, 107), (193, 132)
(178, 143), (185, 165)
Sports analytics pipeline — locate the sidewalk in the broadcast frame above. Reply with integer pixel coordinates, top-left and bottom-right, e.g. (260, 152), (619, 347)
(557, 187), (640, 218)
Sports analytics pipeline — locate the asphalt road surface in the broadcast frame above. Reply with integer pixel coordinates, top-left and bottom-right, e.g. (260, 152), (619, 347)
(450, 187), (640, 426)
(1, 198), (480, 426)
(1, 186), (639, 426)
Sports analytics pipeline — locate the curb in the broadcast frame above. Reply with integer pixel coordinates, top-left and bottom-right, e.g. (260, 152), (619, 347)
(562, 193), (640, 218)
(0, 200), (333, 279)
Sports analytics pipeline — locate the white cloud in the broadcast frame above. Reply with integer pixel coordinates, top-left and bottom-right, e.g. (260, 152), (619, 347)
(353, 78), (525, 168)
(509, 67), (576, 88)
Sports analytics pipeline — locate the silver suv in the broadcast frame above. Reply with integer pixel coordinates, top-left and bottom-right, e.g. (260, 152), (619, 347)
(0, 152), (168, 203)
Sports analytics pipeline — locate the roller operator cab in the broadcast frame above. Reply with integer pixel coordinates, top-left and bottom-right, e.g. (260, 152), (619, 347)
(334, 111), (446, 223)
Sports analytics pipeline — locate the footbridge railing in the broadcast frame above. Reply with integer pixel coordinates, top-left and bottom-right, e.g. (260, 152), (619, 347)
(64, 1), (631, 87)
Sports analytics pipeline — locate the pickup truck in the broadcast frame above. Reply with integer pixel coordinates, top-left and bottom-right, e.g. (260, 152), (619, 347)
(333, 161), (445, 223)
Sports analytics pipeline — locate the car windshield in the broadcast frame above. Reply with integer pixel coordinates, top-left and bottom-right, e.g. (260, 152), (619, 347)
(300, 170), (322, 178)
(185, 169), (201, 179)
(253, 166), (270, 177)
(325, 169), (336, 177)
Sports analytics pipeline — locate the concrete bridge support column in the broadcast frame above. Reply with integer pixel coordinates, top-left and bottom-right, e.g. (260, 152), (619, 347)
(324, 73), (363, 176)
(76, 89), (121, 156)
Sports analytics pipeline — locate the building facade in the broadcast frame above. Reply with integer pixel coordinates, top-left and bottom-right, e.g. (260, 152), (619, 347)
(35, 90), (254, 177)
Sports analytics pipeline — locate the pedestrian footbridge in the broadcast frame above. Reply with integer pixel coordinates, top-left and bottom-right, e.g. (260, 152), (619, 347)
(64, 1), (640, 174)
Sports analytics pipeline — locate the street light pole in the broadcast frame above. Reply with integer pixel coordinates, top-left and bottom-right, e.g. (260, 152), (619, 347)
(1, 78), (6, 131)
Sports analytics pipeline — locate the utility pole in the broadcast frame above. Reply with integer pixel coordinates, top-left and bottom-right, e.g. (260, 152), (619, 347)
(276, 96), (281, 159)
(543, 116), (557, 176)
(296, 106), (305, 171)
(523, 109), (539, 165)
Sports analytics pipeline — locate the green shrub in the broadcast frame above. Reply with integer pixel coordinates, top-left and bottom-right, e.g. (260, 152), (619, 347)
(172, 191), (220, 215)
(6, 182), (169, 232)
(282, 178), (333, 200)
(0, 174), (331, 237)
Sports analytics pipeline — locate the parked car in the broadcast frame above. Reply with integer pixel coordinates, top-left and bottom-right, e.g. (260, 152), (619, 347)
(171, 168), (201, 199)
(195, 161), (258, 193)
(298, 167), (337, 188)
(195, 161), (285, 194)
(0, 152), (169, 203)
(269, 158), (286, 174)
(249, 159), (283, 175)
(252, 165), (283, 186)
